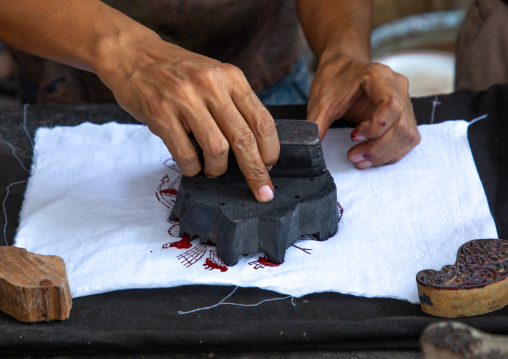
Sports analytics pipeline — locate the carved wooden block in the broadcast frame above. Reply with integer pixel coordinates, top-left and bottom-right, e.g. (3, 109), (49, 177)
(421, 321), (508, 358)
(416, 239), (508, 318)
(170, 120), (339, 266)
(0, 246), (72, 322)
(190, 120), (327, 177)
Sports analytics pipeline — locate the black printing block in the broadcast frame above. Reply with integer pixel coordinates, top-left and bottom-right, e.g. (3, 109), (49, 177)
(169, 120), (339, 266)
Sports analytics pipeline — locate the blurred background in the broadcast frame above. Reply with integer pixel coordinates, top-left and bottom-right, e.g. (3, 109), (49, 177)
(371, 0), (472, 97)
(0, 0), (472, 106)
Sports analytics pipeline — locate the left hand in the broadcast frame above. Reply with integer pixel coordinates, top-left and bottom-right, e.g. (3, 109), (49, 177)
(307, 54), (421, 169)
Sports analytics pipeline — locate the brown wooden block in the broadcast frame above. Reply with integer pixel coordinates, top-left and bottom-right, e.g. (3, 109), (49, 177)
(0, 246), (72, 322)
(416, 239), (508, 318)
(420, 321), (508, 358)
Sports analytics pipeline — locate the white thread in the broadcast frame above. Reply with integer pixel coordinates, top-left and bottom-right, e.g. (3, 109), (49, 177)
(2, 103), (33, 246)
(178, 286), (296, 315)
(469, 114), (488, 125)
(0, 139), (30, 173)
(3, 180), (27, 246)
(23, 103), (34, 149)
(430, 95), (441, 124)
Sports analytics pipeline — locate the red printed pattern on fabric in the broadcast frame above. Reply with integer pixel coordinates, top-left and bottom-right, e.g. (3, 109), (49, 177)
(157, 159), (342, 273)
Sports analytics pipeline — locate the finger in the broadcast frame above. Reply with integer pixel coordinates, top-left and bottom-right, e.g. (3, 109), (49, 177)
(351, 66), (408, 140)
(348, 120), (421, 168)
(350, 95), (403, 141)
(306, 57), (366, 140)
(227, 65), (279, 167)
(179, 105), (230, 178)
(208, 96), (274, 202)
(348, 134), (418, 169)
(343, 92), (377, 126)
(307, 86), (361, 140)
(152, 119), (202, 177)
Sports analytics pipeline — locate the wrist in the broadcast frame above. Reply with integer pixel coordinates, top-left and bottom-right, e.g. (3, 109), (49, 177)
(86, 13), (161, 88)
(318, 32), (370, 66)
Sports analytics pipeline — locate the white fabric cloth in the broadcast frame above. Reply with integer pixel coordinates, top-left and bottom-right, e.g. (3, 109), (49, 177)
(14, 120), (497, 303)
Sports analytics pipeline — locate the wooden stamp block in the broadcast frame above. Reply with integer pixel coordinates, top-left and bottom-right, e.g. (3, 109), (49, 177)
(170, 120), (339, 266)
(190, 120), (327, 177)
(420, 321), (508, 358)
(416, 238), (508, 318)
(0, 246), (72, 322)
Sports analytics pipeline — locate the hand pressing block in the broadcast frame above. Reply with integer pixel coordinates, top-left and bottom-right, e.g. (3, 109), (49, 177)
(416, 239), (508, 318)
(170, 120), (339, 266)
(0, 246), (72, 322)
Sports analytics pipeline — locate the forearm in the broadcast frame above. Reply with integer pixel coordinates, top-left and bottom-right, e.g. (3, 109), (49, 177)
(296, 0), (372, 63)
(0, 0), (158, 77)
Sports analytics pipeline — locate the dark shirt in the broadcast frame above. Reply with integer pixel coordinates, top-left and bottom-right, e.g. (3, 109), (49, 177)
(7, 0), (308, 104)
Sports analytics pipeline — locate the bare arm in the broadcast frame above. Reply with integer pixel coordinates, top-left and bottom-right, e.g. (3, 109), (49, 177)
(297, 0), (420, 169)
(0, 1), (142, 74)
(0, 0), (279, 202)
(297, 0), (371, 64)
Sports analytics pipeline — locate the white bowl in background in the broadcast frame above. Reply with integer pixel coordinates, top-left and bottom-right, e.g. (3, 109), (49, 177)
(374, 50), (455, 97)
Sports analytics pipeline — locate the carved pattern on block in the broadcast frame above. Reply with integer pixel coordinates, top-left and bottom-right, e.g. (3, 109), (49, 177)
(416, 239), (508, 318)
(417, 239), (508, 289)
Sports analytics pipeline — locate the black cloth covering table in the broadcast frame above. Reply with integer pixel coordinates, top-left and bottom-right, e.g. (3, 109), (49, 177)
(1, 84), (508, 355)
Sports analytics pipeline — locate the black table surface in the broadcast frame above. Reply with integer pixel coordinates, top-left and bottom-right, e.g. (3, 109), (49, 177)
(1, 85), (508, 356)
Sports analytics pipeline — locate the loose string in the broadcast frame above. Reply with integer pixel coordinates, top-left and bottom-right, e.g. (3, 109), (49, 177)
(469, 114), (488, 126)
(178, 286), (296, 315)
(2, 103), (32, 246)
(23, 103), (33, 148)
(430, 95), (441, 124)
(0, 139), (30, 173)
(3, 180), (27, 246)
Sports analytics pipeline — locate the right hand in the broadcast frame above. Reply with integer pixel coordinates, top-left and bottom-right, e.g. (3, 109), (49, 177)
(98, 32), (279, 202)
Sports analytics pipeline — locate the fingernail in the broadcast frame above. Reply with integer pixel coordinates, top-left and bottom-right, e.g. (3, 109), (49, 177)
(356, 160), (373, 169)
(352, 136), (366, 142)
(258, 185), (274, 202)
(205, 173), (218, 179)
(266, 165), (273, 172)
(349, 154), (365, 163)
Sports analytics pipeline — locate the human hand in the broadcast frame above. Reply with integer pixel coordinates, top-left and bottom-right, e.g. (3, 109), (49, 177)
(99, 34), (279, 202)
(307, 55), (420, 169)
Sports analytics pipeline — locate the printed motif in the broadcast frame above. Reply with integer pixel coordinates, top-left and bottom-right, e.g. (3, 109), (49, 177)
(156, 159), (343, 272)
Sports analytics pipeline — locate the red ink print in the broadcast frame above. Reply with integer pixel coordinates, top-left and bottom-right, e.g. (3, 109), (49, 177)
(168, 223), (181, 237)
(249, 256), (282, 269)
(169, 234), (192, 249)
(161, 188), (178, 196)
(248, 259), (265, 269)
(163, 158), (181, 172)
(292, 244), (312, 254)
(177, 244), (207, 267)
(156, 159), (342, 273)
(156, 170), (182, 210)
(203, 251), (228, 272)
(258, 257), (281, 267)
(204, 258), (228, 272)
(337, 201), (344, 220)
